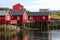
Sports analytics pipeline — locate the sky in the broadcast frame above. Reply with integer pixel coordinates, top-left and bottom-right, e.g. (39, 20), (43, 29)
(0, 0), (60, 11)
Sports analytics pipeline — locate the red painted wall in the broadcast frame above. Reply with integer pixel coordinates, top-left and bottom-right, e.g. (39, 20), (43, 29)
(0, 14), (50, 24)
(11, 15), (23, 23)
(28, 15), (50, 22)
(28, 16), (37, 21)
(13, 3), (25, 10)
(23, 12), (28, 22)
(0, 16), (5, 24)
(5, 12), (11, 24)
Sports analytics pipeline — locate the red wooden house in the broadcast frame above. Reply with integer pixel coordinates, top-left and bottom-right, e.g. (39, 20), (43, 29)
(6, 3), (26, 25)
(9, 10), (26, 25)
(21, 11), (51, 23)
(0, 11), (11, 24)
(26, 12), (51, 28)
(0, 3), (26, 25)
(28, 12), (51, 22)
(0, 3), (51, 25)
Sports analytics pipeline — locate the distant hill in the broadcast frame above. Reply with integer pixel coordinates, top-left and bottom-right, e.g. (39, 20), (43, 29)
(0, 7), (12, 10)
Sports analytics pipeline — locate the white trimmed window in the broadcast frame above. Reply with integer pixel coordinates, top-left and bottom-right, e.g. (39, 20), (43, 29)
(30, 16), (33, 20)
(8, 16), (10, 20)
(43, 16), (45, 19)
(17, 16), (20, 20)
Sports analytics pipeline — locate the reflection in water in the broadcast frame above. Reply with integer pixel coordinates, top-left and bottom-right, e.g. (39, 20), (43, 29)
(0, 32), (23, 40)
(0, 29), (60, 40)
(50, 30), (60, 40)
(0, 21), (60, 40)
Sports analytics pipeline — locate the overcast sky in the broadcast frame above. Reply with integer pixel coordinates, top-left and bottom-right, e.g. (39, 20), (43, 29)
(0, 0), (60, 11)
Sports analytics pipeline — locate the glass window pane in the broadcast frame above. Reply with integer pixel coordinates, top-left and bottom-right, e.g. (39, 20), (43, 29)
(17, 16), (20, 20)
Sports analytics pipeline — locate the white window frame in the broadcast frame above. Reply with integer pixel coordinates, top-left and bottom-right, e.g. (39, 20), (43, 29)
(8, 16), (10, 20)
(43, 16), (45, 19)
(17, 16), (20, 20)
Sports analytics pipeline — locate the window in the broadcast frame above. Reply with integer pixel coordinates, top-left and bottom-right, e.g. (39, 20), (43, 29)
(17, 16), (20, 20)
(8, 16), (10, 20)
(43, 16), (45, 19)
(30, 16), (33, 20)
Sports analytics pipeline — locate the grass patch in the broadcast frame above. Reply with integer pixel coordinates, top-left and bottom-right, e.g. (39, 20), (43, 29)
(51, 13), (60, 19)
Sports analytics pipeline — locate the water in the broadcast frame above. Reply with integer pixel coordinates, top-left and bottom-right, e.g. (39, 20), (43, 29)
(50, 30), (60, 40)
(0, 30), (60, 40)
(29, 30), (60, 40)
(0, 32), (23, 40)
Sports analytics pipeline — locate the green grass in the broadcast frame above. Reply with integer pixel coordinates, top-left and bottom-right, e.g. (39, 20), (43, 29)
(51, 13), (60, 19)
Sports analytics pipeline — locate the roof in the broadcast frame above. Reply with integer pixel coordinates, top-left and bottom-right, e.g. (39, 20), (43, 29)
(28, 12), (50, 16)
(13, 3), (23, 7)
(0, 10), (8, 16)
(10, 10), (50, 16)
(10, 10), (26, 15)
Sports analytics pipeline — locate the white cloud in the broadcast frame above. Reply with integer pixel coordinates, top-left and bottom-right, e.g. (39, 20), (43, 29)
(21, 0), (60, 11)
(0, 0), (60, 11)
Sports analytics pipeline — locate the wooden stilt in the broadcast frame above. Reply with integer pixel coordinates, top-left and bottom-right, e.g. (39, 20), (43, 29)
(48, 22), (51, 40)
